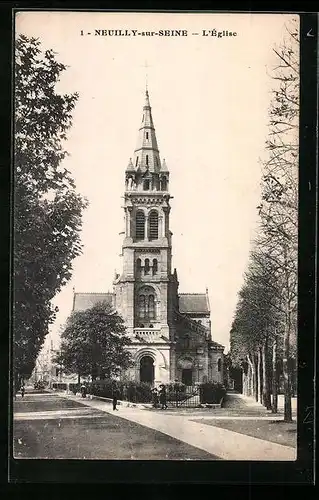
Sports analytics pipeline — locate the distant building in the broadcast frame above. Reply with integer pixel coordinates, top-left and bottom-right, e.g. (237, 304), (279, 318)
(72, 90), (224, 386)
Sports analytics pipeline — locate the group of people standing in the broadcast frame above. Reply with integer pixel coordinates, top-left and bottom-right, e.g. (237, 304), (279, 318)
(152, 384), (168, 410)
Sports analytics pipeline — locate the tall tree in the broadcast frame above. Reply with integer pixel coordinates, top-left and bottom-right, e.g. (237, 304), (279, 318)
(258, 19), (299, 422)
(13, 35), (88, 390)
(56, 302), (133, 382)
(230, 248), (280, 407)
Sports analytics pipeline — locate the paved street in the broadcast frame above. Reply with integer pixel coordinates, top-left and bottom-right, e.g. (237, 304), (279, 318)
(13, 392), (218, 460)
(13, 391), (296, 461)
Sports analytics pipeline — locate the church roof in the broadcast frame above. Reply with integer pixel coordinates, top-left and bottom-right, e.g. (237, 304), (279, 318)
(73, 292), (114, 312)
(210, 340), (225, 350)
(178, 293), (210, 314)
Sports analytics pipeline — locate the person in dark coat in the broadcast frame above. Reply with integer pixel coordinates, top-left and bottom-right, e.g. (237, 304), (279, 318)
(21, 384), (25, 398)
(159, 385), (168, 410)
(80, 384), (87, 398)
(112, 386), (119, 411)
(152, 388), (159, 409)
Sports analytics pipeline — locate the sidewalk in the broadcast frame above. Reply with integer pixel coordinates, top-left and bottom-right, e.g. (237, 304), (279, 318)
(62, 393), (296, 461)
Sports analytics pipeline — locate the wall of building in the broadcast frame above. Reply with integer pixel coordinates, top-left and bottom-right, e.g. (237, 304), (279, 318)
(209, 350), (224, 384)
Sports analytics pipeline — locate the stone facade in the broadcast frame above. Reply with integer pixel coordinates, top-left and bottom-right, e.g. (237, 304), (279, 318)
(72, 90), (224, 387)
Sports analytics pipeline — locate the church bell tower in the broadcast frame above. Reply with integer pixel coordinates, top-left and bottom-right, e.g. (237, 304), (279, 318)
(113, 89), (176, 383)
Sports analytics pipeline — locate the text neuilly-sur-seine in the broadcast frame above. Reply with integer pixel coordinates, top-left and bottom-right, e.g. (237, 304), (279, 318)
(83, 29), (238, 38)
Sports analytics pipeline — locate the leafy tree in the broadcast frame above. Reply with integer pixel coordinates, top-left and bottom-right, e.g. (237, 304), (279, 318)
(56, 301), (133, 382)
(230, 19), (299, 422)
(257, 19), (299, 421)
(13, 35), (88, 390)
(230, 248), (280, 407)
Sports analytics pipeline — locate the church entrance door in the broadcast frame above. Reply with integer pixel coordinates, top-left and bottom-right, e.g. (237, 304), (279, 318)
(182, 369), (193, 386)
(140, 356), (154, 385)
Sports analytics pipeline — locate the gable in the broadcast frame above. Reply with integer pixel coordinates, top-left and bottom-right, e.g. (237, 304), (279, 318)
(73, 293), (114, 312)
(178, 293), (210, 315)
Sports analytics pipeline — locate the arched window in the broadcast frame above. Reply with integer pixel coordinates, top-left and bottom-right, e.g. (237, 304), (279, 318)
(146, 132), (149, 140)
(135, 157), (139, 167)
(148, 295), (155, 319)
(144, 258), (150, 275)
(217, 359), (222, 372)
(136, 258), (142, 276)
(184, 336), (190, 349)
(143, 179), (150, 190)
(146, 154), (149, 166)
(135, 211), (145, 240)
(149, 210), (158, 240)
(161, 176), (167, 191)
(152, 258), (158, 275)
(138, 295), (146, 319)
(136, 286), (157, 324)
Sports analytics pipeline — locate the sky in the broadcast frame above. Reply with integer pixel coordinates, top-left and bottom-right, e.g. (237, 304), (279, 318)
(15, 11), (298, 352)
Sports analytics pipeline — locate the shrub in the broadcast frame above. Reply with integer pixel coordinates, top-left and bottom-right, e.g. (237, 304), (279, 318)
(34, 380), (46, 390)
(69, 383), (79, 394)
(125, 381), (152, 403)
(86, 380), (152, 403)
(51, 382), (67, 391)
(88, 380), (124, 399)
(199, 382), (226, 404)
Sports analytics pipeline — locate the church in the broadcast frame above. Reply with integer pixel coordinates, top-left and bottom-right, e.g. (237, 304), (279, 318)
(72, 89), (224, 387)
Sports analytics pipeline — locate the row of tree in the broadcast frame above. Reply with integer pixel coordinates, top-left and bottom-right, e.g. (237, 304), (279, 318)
(229, 20), (299, 422)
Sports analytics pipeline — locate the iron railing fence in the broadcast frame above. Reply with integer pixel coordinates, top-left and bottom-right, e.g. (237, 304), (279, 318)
(165, 384), (201, 408)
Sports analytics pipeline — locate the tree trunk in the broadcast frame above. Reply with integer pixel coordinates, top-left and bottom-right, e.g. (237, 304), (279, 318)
(246, 365), (251, 396)
(242, 370), (247, 396)
(77, 373), (81, 385)
(247, 355), (255, 398)
(262, 341), (272, 410)
(272, 338), (278, 413)
(253, 355), (258, 402)
(257, 349), (262, 403)
(283, 322), (292, 422)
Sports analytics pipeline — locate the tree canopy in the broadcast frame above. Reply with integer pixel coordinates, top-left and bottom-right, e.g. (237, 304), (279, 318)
(229, 19), (299, 421)
(14, 35), (88, 387)
(57, 301), (133, 381)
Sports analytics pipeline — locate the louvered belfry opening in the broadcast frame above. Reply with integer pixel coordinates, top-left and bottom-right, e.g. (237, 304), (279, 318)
(144, 258), (150, 275)
(149, 210), (159, 240)
(136, 258), (142, 277)
(152, 258), (158, 275)
(136, 210), (145, 240)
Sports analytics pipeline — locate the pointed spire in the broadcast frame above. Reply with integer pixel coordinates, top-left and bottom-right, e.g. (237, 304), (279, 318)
(132, 89), (161, 173)
(161, 158), (169, 172)
(126, 157), (135, 172)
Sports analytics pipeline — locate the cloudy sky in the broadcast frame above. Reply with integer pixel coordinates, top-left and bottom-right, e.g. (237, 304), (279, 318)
(16, 11), (298, 351)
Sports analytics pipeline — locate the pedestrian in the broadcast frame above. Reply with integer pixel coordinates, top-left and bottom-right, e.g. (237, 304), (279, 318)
(159, 384), (168, 410)
(21, 385), (25, 399)
(80, 384), (87, 398)
(152, 388), (159, 409)
(112, 386), (119, 411)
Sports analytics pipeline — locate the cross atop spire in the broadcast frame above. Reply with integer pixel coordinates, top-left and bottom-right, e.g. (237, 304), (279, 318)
(144, 60), (149, 92)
